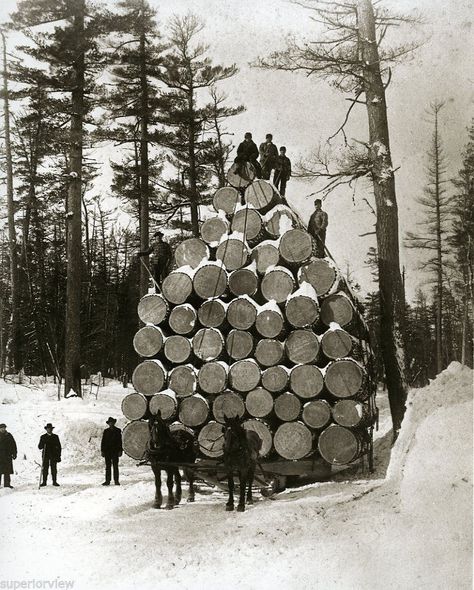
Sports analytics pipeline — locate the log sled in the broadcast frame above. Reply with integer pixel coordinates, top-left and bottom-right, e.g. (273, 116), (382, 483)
(124, 161), (378, 494)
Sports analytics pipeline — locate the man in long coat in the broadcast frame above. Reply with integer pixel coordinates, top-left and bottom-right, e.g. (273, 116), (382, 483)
(38, 423), (62, 487)
(307, 199), (329, 258)
(101, 417), (123, 486)
(0, 423), (17, 488)
(259, 134), (279, 180)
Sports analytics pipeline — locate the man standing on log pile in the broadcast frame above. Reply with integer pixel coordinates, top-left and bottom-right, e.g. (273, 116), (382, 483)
(308, 199), (328, 257)
(137, 231), (172, 287)
(273, 146), (292, 196)
(0, 424), (17, 488)
(234, 132), (261, 178)
(101, 417), (122, 486)
(38, 423), (61, 487)
(259, 133), (279, 180)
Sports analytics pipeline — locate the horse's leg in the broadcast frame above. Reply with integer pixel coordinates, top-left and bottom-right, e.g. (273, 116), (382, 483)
(226, 472), (234, 511)
(174, 468), (182, 505)
(247, 465), (255, 505)
(185, 468), (195, 503)
(152, 464), (162, 509)
(166, 469), (175, 509)
(237, 469), (247, 512)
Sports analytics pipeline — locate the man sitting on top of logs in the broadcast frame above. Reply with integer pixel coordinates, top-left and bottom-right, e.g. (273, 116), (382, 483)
(138, 231), (172, 287)
(307, 199), (328, 258)
(259, 133), (279, 180)
(234, 132), (261, 178)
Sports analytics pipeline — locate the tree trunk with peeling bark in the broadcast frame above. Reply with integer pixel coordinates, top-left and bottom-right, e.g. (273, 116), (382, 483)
(357, 0), (407, 436)
(64, 0), (85, 397)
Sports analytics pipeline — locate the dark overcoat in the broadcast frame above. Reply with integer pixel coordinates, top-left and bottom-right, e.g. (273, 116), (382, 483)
(101, 426), (123, 458)
(38, 433), (62, 462)
(0, 432), (17, 474)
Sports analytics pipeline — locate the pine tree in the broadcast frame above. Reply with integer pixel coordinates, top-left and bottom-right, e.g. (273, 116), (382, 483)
(100, 0), (168, 297)
(157, 14), (242, 236)
(450, 120), (474, 366)
(10, 0), (108, 395)
(406, 101), (450, 374)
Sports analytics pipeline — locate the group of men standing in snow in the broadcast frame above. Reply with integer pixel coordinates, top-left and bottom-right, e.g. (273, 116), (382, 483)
(0, 417), (123, 489)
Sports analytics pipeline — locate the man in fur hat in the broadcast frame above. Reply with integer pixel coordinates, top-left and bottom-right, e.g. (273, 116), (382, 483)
(101, 417), (123, 486)
(38, 423), (62, 487)
(0, 424), (17, 488)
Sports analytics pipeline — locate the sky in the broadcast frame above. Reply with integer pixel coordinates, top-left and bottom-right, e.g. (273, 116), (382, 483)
(0, 0), (473, 300)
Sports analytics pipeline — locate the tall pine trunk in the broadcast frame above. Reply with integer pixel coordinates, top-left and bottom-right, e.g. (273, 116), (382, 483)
(139, 15), (150, 298)
(1, 31), (22, 373)
(357, 0), (407, 437)
(64, 0), (85, 397)
(433, 106), (443, 373)
(187, 90), (200, 236)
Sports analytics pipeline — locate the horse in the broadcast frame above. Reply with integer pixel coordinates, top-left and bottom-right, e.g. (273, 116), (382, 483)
(223, 415), (263, 512)
(147, 411), (198, 509)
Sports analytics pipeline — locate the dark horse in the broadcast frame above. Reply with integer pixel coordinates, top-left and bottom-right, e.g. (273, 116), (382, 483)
(223, 415), (262, 512)
(147, 412), (197, 509)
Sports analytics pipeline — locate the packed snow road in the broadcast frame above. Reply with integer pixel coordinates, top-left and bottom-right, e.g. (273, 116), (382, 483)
(0, 364), (472, 590)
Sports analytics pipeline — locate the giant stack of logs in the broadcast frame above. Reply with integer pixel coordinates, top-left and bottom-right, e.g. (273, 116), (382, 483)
(122, 162), (377, 470)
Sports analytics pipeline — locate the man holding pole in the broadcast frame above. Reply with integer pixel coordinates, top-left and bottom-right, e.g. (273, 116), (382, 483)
(137, 231), (172, 288)
(38, 423), (61, 487)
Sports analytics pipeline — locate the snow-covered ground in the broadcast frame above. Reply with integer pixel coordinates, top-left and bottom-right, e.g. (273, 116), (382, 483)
(0, 363), (472, 590)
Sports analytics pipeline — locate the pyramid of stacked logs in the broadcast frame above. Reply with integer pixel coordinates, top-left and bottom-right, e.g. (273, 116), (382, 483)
(121, 165), (377, 470)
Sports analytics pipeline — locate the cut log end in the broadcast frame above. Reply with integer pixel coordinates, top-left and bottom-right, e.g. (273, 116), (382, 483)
(290, 364), (324, 399)
(318, 425), (365, 465)
(132, 360), (166, 396)
(122, 393), (148, 421)
(133, 325), (164, 357)
(193, 265), (227, 300)
(137, 294), (168, 325)
(174, 238), (209, 269)
(122, 420), (149, 461)
(274, 422), (313, 460)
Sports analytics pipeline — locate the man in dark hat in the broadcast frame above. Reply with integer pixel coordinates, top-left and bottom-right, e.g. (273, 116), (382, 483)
(0, 424), (17, 488)
(273, 146), (292, 197)
(137, 231), (172, 287)
(234, 132), (261, 178)
(101, 417), (123, 486)
(38, 423), (62, 487)
(259, 133), (279, 180)
(307, 199), (329, 258)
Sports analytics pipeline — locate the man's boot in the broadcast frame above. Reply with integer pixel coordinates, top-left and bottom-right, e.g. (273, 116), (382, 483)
(40, 482), (47, 487)
(52, 481), (60, 487)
